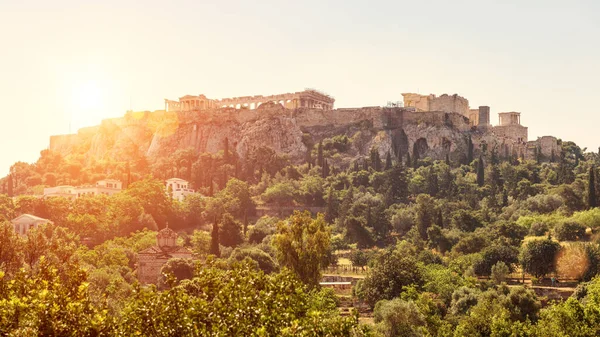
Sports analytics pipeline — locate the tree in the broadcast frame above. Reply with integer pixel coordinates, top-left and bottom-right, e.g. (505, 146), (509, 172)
(324, 186), (338, 224)
(554, 221), (587, 241)
(160, 258), (195, 285)
(357, 248), (423, 308)
(589, 166), (597, 209)
(474, 245), (519, 276)
(370, 147), (382, 172)
(385, 163), (408, 205)
(273, 211), (331, 287)
(477, 156), (485, 187)
(229, 247), (278, 274)
(7, 174), (13, 197)
(210, 220), (220, 257)
(350, 250), (369, 270)
(467, 135), (474, 164)
(520, 238), (561, 278)
(373, 299), (425, 337)
(385, 151), (393, 171)
(317, 141), (324, 167)
(415, 194), (436, 239)
(219, 213), (244, 248)
(491, 261), (510, 285)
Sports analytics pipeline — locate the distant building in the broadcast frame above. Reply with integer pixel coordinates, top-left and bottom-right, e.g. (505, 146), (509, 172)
(11, 214), (53, 236)
(43, 179), (123, 199)
(42, 185), (78, 199)
(164, 89), (335, 112)
(165, 178), (195, 201)
(136, 227), (193, 285)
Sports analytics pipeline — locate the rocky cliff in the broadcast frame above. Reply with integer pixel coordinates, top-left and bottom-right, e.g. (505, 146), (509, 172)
(49, 103), (546, 166)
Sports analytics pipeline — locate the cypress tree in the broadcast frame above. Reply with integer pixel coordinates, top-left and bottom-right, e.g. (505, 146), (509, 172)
(445, 153), (450, 166)
(385, 151), (393, 171)
(413, 148), (420, 167)
(476, 156), (485, 187)
(502, 188), (509, 207)
(353, 160), (359, 172)
(428, 166), (439, 196)
(322, 159), (329, 178)
(467, 135), (474, 164)
(210, 217), (220, 257)
(370, 147), (382, 171)
(589, 166), (597, 209)
(405, 152), (412, 168)
(387, 163), (408, 205)
(325, 186), (337, 223)
(339, 186), (354, 224)
(7, 174), (13, 198)
(436, 209), (444, 228)
(317, 141), (324, 167)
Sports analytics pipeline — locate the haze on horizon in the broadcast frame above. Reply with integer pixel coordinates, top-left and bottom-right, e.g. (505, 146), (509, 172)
(1, 0), (598, 175)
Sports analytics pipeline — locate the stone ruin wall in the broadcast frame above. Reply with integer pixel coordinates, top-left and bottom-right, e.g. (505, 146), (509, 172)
(526, 136), (561, 160)
(429, 94), (470, 117)
(491, 125), (528, 143)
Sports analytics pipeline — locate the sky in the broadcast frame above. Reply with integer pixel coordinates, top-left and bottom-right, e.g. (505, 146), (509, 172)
(0, 0), (599, 175)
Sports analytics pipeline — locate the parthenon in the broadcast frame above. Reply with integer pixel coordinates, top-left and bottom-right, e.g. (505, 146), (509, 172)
(164, 89), (335, 112)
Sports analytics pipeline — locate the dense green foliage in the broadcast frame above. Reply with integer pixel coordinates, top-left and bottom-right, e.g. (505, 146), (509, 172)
(3, 137), (600, 334)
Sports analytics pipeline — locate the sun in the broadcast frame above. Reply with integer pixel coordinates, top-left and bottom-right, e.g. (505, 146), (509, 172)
(72, 80), (104, 111)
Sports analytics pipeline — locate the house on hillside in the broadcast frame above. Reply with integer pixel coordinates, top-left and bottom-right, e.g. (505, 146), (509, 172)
(165, 178), (195, 201)
(11, 214), (53, 236)
(43, 179), (123, 199)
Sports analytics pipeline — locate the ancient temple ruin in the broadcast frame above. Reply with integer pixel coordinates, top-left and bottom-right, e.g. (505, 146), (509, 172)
(165, 89), (335, 112)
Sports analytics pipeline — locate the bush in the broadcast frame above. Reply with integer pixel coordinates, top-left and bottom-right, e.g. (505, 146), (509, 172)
(520, 238), (561, 278)
(247, 216), (277, 244)
(229, 247), (279, 274)
(529, 222), (548, 236)
(554, 221), (587, 241)
(491, 261), (510, 285)
(473, 245), (519, 276)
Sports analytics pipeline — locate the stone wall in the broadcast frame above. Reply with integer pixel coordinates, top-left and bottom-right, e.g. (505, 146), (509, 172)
(137, 250), (193, 285)
(429, 94), (470, 117)
(526, 136), (561, 161)
(492, 124), (528, 143)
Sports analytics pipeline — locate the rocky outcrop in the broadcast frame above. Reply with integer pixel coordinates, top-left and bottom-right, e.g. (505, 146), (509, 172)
(49, 103), (544, 165)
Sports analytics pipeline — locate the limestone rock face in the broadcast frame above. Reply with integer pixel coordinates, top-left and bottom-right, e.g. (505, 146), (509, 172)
(48, 105), (539, 165)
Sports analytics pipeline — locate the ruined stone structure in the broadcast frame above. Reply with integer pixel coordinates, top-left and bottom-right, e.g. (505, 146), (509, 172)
(402, 93), (470, 117)
(164, 89), (334, 112)
(493, 112), (528, 143)
(527, 136), (561, 161)
(467, 106), (490, 127)
(137, 226), (193, 285)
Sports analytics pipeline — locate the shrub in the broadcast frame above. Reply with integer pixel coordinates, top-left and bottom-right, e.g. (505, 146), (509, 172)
(491, 261), (510, 285)
(554, 221), (587, 241)
(529, 222), (548, 236)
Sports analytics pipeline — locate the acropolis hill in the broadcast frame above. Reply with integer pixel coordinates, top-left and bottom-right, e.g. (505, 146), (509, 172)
(49, 89), (560, 166)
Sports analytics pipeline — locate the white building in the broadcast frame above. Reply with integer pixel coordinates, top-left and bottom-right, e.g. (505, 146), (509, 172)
(165, 178), (195, 201)
(43, 185), (78, 199)
(11, 214), (53, 236)
(43, 179), (123, 199)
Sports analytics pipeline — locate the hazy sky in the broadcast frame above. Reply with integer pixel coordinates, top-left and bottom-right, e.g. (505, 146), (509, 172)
(1, 0), (599, 175)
